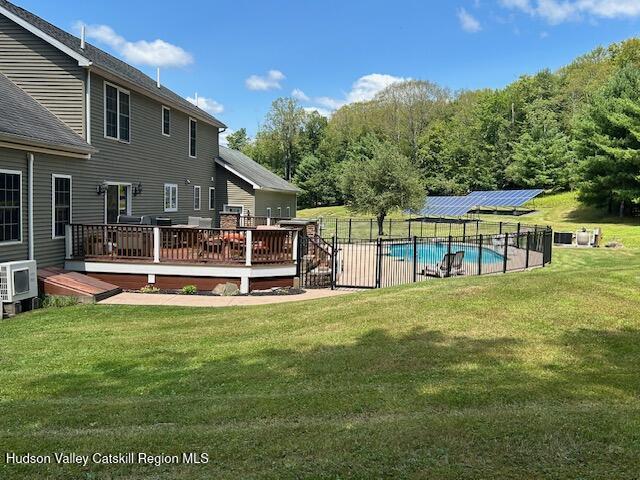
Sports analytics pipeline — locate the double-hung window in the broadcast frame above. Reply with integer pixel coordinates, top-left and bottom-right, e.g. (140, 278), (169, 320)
(105, 82), (130, 142)
(0, 170), (21, 243)
(164, 184), (178, 212)
(189, 118), (197, 157)
(208, 187), (215, 211)
(162, 106), (171, 136)
(52, 175), (72, 238)
(193, 185), (201, 211)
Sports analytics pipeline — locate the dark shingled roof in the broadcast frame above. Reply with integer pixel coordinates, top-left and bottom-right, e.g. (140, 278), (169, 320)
(217, 147), (301, 193)
(0, 0), (225, 129)
(0, 73), (95, 154)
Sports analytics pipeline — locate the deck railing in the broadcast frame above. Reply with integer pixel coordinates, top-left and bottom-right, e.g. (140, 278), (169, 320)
(66, 224), (297, 266)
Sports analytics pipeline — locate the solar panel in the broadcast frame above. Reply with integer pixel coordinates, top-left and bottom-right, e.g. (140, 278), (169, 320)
(417, 196), (476, 217)
(466, 189), (543, 207)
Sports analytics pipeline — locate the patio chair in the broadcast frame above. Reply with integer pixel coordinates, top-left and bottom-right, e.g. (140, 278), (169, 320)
(421, 250), (465, 278)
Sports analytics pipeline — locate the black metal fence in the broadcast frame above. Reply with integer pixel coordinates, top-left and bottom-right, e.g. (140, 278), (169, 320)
(318, 217), (538, 243)
(299, 223), (553, 289)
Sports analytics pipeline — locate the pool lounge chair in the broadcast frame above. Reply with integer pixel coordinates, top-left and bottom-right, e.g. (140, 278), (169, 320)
(421, 250), (465, 278)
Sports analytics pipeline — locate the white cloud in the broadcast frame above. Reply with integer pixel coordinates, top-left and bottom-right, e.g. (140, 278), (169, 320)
(299, 73), (409, 115)
(187, 95), (224, 115)
(500, 0), (640, 24)
(457, 8), (482, 32)
(245, 70), (285, 91)
(291, 88), (309, 101)
(303, 106), (332, 117)
(74, 21), (193, 67)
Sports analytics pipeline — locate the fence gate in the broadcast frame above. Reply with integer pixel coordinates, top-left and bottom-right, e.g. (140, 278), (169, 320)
(297, 235), (334, 288)
(332, 238), (379, 289)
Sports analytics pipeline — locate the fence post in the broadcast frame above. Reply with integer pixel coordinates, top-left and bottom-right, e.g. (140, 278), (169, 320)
(388, 218), (392, 237)
(446, 235), (452, 277)
(525, 231), (531, 269)
(516, 222), (521, 248)
(153, 227), (160, 263)
(369, 219), (373, 242)
(478, 234), (483, 275)
(408, 221), (412, 239)
(331, 235), (337, 290)
(335, 218), (338, 238)
(499, 221), (503, 234)
(462, 222), (466, 243)
(348, 218), (352, 244)
(412, 235), (417, 283)
(375, 237), (382, 288)
(503, 232), (508, 273)
(245, 230), (252, 266)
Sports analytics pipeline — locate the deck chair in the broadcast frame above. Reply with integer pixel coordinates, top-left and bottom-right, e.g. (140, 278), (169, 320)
(421, 250), (465, 277)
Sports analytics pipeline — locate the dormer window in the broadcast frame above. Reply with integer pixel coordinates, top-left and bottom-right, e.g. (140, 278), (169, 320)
(105, 82), (130, 142)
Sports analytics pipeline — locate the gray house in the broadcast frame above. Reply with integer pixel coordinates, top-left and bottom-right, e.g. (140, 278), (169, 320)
(0, 0), (298, 274)
(215, 147), (300, 219)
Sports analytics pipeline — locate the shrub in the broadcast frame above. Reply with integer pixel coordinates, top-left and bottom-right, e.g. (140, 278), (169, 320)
(41, 295), (80, 308)
(180, 285), (198, 295)
(140, 284), (160, 294)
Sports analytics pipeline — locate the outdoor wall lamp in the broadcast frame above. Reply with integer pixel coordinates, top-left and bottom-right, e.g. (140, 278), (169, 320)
(96, 183), (107, 195)
(132, 182), (143, 196)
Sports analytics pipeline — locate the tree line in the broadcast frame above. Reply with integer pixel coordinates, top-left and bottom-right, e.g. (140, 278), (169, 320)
(227, 38), (640, 218)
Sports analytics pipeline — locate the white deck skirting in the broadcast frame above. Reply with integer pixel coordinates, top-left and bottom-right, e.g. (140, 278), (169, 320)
(64, 261), (297, 294)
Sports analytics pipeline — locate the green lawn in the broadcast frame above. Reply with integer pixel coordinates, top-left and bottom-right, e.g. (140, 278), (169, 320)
(299, 191), (640, 247)
(1, 195), (639, 478)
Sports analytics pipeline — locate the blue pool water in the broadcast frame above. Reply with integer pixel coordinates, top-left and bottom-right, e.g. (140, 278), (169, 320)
(388, 242), (503, 265)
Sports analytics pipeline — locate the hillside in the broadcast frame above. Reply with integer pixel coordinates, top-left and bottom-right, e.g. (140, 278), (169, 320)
(298, 192), (640, 247)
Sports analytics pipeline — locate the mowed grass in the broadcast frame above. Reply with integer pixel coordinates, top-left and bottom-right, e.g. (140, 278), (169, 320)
(299, 191), (640, 247)
(1, 194), (639, 478)
(1, 247), (640, 478)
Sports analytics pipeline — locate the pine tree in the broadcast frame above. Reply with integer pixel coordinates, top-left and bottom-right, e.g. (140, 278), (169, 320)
(574, 65), (640, 215)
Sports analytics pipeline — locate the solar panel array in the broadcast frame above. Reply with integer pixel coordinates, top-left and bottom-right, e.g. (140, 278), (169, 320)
(417, 189), (543, 217)
(466, 189), (544, 207)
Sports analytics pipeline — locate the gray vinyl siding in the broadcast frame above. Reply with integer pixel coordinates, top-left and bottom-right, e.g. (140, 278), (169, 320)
(0, 147), (28, 263)
(254, 190), (297, 218)
(0, 14), (85, 136)
(215, 166), (255, 216)
(89, 74), (218, 225)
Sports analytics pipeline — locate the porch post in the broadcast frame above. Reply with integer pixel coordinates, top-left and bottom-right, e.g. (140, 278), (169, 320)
(65, 224), (73, 260)
(245, 230), (252, 266)
(153, 227), (160, 263)
(292, 230), (299, 264)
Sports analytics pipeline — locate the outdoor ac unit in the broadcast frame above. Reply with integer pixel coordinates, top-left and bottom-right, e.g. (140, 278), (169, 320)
(0, 260), (38, 303)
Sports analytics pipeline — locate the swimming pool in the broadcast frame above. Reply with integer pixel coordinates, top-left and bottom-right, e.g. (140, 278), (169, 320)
(387, 241), (504, 265)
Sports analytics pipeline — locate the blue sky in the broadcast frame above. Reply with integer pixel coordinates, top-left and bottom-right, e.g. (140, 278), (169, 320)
(17, 0), (640, 140)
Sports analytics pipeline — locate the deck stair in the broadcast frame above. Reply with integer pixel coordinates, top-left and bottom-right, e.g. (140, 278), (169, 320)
(38, 267), (122, 302)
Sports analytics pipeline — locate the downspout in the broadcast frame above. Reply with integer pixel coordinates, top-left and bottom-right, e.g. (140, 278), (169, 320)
(28, 152), (34, 261)
(85, 69), (91, 144)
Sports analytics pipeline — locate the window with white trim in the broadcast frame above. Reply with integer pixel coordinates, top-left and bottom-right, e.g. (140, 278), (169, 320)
(223, 204), (243, 214)
(189, 118), (197, 157)
(286, 206), (291, 218)
(266, 207), (272, 218)
(193, 185), (201, 211)
(105, 82), (130, 142)
(164, 183), (178, 212)
(52, 174), (71, 238)
(208, 187), (215, 210)
(0, 170), (21, 243)
(162, 106), (171, 136)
